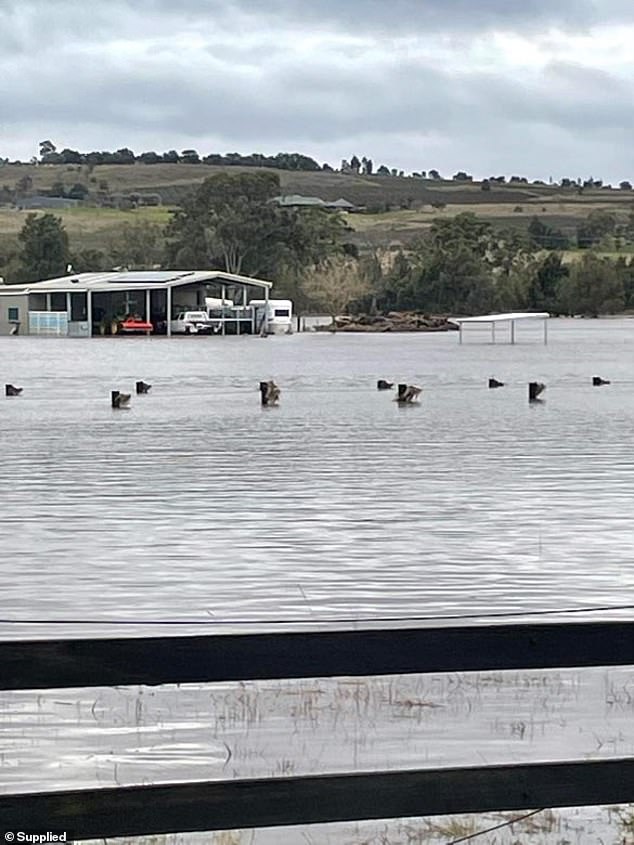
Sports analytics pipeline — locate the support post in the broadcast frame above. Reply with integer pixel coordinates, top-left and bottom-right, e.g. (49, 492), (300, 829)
(166, 286), (172, 336)
(264, 285), (269, 335)
(145, 289), (151, 324)
(544, 318), (548, 345)
(221, 284), (226, 336)
(86, 290), (92, 337)
(45, 293), (51, 312)
(459, 323), (463, 344)
(491, 322), (496, 344)
(65, 291), (71, 321)
(511, 320), (516, 345)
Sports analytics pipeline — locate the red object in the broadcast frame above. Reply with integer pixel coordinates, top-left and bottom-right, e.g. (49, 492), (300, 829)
(121, 320), (153, 332)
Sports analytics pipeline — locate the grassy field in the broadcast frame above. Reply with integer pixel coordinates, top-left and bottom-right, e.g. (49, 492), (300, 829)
(1, 162), (633, 253)
(0, 205), (173, 255)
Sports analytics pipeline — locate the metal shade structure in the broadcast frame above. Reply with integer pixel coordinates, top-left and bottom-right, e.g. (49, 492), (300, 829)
(450, 311), (550, 344)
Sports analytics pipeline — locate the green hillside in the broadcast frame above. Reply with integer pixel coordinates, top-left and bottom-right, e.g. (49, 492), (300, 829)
(1, 162), (633, 256)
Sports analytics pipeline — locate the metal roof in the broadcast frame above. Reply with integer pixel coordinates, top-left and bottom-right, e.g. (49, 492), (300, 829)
(272, 195), (327, 207)
(0, 270), (272, 294)
(450, 312), (549, 324)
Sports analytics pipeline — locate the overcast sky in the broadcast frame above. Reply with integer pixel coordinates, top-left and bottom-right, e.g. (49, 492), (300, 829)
(1, 0), (632, 181)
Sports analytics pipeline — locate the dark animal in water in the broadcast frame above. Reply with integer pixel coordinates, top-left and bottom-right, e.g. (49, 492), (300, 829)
(488, 378), (504, 389)
(592, 376), (610, 386)
(396, 383), (422, 403)
(5, 384), (22, 396)
(260, 380), (280, 406)
(377, 380), (394, 390)
(111, 391), (131, 409)
(136, 381), (152, 394)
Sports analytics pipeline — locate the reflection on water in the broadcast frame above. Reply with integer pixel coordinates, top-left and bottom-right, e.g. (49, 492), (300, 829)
(1, 320), (634, 840)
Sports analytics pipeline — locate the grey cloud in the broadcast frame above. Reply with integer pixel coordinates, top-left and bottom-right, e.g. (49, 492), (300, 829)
(3, 45), (633, 146)
(3, 0), (634, 50)
(2, 0), (634, 180)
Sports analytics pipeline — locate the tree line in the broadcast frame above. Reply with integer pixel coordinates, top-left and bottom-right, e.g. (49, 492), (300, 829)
(3, 171), (634, 318)
(0, 141), (625, 189)
(36, 141), (324, 172)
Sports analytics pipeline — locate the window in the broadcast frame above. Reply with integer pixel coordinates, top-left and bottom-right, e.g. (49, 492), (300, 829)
(8, 307), (19, 321)
(274, 309), (290, 317)
(50, 293), (67, 312)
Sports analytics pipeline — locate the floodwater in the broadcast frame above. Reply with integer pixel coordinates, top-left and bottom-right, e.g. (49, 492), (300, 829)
(2, 319), (634, 843)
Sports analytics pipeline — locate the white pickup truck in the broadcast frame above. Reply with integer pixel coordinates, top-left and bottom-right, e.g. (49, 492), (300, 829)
(170, 311), (218, 335)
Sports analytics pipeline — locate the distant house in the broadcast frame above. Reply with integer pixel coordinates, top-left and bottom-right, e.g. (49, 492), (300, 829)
(16, 195), (80, 210)
(324, 198), (356, 211)
(271, 195), (358, 212)
(271, 194), (327, 208)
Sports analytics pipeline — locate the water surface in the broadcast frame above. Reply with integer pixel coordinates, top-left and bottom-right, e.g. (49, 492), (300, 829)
(2, 320), (634, 842)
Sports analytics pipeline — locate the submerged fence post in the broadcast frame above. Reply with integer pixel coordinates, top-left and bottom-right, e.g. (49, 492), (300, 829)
(528, 382), (545, 401)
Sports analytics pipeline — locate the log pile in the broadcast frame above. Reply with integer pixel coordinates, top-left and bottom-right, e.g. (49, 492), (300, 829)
(318, 312), (459, 332)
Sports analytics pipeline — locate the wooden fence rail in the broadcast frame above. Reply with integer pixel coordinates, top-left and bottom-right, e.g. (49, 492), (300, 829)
(1, 620), (633, 690)
(2, 759), (634, 840)
(1, 621), (633, 840)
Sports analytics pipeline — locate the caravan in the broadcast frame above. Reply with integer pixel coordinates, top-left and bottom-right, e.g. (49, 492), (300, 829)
(249, 299), (293, 335)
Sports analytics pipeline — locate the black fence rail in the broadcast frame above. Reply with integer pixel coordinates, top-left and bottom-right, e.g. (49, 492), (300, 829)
(1, 621), (633, 840)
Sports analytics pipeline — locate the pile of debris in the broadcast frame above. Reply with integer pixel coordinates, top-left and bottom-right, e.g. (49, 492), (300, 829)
(320, 312), (459, 332)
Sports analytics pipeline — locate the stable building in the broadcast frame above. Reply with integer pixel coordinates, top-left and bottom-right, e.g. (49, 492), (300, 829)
(0, 270), (272, 337)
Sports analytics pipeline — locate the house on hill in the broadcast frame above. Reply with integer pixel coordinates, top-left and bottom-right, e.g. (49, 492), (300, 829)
(16, 195), (80, 210)
(271, 195), (358, 212)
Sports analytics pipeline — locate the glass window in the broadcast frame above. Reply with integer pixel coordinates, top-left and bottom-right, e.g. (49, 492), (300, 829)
(274, 308), (290, 317)
(8, 307), (19, 321)
(50, 292), (67, 312)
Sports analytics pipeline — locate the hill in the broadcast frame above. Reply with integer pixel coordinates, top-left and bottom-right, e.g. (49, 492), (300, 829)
(1, 162), (633, 253)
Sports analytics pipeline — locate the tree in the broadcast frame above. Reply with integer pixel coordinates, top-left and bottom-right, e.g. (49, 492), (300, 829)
(59, 148), (82, 164)
(376, 165), (390, 175)
(577, 210), (617, 248)
(181, 149), (201, 164)
(350, 155), (361, 173)
(481, 179), (491, 192)
(17, 213), (70, 282)
(108, 221), (164, 269)
(620, 181), (632, 191)
(398, 214), (496, 313)
(48, 181), (66, 198)
(167, 171), (280, 274)
(429, 213), (493, 256)
(527, 216), (569, 250)
(301, 256), (370, 324)
(139, 151), (162, 164)
(39, 140), (60, 164)
(39, 140), (56, 158)
(559, 253), (624, 315)
(452, 171), (473, 181)
(112, 147), (135, 164)
(71, 248), (111, 273)
(67, 182), (89, 200)
(15, 175), (33, 196)
(428, 169), (441, 180)
(166, 171), (346, 278)
(162, 150), (180, 163)
(527, 252), (569, 311)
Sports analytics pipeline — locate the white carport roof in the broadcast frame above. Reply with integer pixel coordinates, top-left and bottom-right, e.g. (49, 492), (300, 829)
(0, 270), (272, 294)
(450, 311), (549, 325)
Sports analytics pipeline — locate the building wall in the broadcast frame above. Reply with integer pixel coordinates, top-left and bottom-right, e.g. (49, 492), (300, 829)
(0, 295), (29, 335)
